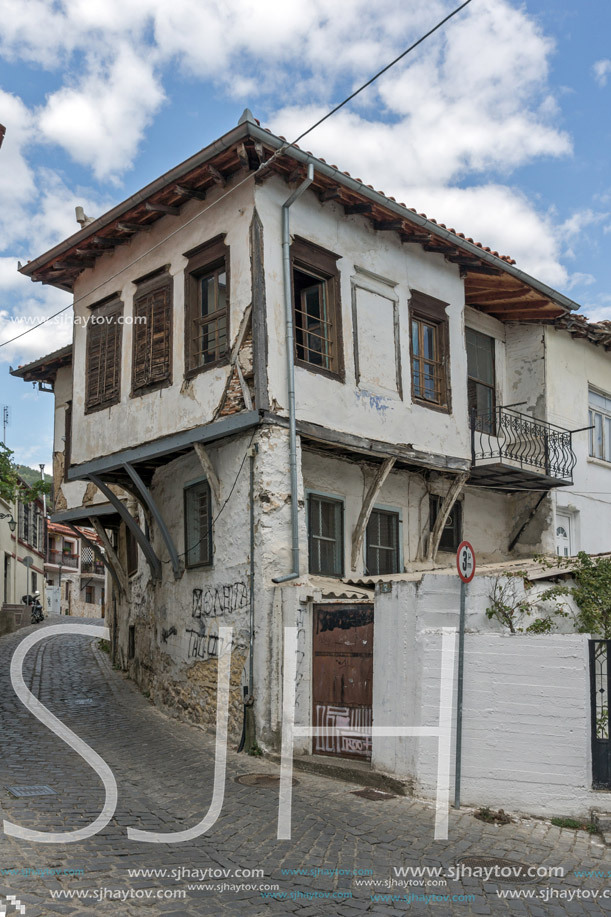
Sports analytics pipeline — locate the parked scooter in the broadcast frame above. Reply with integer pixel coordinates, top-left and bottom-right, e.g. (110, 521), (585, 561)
(22, 590), (44, 624)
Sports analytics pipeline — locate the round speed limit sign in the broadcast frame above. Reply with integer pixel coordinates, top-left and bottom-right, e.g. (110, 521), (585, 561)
(456, 540), (476, 583)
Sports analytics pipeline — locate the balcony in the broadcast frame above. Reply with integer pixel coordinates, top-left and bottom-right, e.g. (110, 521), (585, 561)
(47, 549), (79, 568)
(470, 406), (576, 490)
(81, 559), (105, 576)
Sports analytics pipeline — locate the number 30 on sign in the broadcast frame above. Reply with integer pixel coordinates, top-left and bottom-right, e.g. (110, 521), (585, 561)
(456, 540), (476, 583)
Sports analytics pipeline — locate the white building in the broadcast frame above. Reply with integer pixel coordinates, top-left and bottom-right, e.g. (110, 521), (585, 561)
(11, 113), (611, 791)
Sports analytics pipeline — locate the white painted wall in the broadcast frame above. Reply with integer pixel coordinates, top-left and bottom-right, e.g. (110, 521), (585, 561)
(545, 327), (611, 555)
(70, 177), (256, 465)
(372, 577), (607, 818)
(255, 177), (470, 462)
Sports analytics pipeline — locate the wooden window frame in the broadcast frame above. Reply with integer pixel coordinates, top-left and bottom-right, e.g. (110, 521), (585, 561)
(365, 508), (401, 576)
(291, 237), (344, 381)
(63, 400), (72, 482)
(307, 492), (344, 577)
(131, 268), (173, 396)
(85, 295), (124, 414)
(409, 290), (451, 413)
(466, 327), (496, 433)
(184, 235), (230, 379)
(429, 496), (462, 553)
(184, 479), (213, 569)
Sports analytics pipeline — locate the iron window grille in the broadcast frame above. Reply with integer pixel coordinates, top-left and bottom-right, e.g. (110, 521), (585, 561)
(589, 389), (611, 464)
(409, 290), (450, 411)
(292, 237), (343, 380)
(466, 327), (496, 434)
(184, 236), (229, 376)
(430, 496), (462, 553)
(365, 509), (400, 575)
(308, 494), (344, 577)
(184, 480), (212, 568)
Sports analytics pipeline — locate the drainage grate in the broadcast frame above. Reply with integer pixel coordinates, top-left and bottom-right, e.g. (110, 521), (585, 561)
(351, 788), (396, 801)
(235, 774), (298, 788)
(455, 856), (535, 884)
(7, 785), (56, 798)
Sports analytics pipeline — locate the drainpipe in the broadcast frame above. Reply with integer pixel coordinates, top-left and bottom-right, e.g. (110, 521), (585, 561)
(272, 163), (314, 584)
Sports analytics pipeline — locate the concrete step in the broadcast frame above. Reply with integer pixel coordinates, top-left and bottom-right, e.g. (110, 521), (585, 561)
(266, 752), (410, 796)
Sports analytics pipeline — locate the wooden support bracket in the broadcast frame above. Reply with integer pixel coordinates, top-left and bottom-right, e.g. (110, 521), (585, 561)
(193, 443), (221, 505)
(427, 473), (469, 562)
(351, 457), (396, 571)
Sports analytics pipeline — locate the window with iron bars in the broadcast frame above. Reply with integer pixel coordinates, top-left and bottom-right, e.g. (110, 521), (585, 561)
(589, 388), (611, 463)
(292, 237), (342, 380)
(308, 493), (344, 577)
(184, 236), (229, 377)
(365, 509), (400, 575)
(409, 290), (450, 411)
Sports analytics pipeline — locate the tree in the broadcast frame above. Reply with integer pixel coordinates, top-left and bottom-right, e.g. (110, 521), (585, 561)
(0, 443), (51, 504)
(572, 552), (611, 639)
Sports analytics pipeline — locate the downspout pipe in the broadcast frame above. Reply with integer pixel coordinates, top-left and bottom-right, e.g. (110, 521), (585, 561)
(272, 162), (314, 584)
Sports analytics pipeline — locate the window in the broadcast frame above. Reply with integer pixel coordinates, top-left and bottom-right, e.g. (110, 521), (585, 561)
(132, 270), (172, 393)
(184, 480), (212, 568)
(409, 290), (450, 410)
(292, 238), (342, 378)
(184, 236), (229, 375)
(30, 572), (37, 593)
(85, 585), (95, 603)
(430, 496), (462, 553)
(128, 625), (135, 660)
(64, 401), (72, 481)
(308, 494), (344, 576)
(589, 389), (611, 463)
(86, 296), (123, 413)
(126, 527), (138, 577)
(366, 509), (400, 575)
(466, 328), (496, 432)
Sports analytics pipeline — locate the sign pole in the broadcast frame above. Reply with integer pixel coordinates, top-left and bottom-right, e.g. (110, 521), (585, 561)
(454, 540), (475, 809)
(454, 578), (466, 808)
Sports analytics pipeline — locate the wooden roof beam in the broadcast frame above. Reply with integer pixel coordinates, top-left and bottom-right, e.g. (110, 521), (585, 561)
(145, 201), (180, 216)
(206, 164), (226, 186)
(319, 186), (342, 202)
(173, 184), (206, 201)
(344, 203), (372, 215)
(117, 222), (150, 233)
(373, 219), (403, 232)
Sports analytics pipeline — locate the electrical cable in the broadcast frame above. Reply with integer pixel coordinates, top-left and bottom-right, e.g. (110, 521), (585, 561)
(0, 0), (472, 350)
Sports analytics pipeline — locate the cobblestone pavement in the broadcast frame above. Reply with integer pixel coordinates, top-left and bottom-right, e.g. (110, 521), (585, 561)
(1, 618), (611, 916)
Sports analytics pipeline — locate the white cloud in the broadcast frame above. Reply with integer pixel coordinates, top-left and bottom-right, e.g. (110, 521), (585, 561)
(593, 59), (611, 87)
(38, 45), (165, 180)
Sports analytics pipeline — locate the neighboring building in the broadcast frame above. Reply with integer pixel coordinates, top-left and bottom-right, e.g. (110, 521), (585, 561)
(10, 113), (611, 765)
(0, 478), (45, 609)
(45, 521), (106, 617)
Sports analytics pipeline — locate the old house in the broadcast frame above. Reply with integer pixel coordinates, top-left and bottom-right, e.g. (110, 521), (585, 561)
(11, 113), (611, 799)
(44, 521), (107, 617)
(0, 476), (46, 633)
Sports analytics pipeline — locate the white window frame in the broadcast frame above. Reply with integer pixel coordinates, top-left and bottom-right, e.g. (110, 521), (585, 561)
(589, 387), (611, 465)
(305, 489), (345, 578)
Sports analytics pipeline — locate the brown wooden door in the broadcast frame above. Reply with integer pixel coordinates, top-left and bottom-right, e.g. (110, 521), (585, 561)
(312, 603), (373, 760)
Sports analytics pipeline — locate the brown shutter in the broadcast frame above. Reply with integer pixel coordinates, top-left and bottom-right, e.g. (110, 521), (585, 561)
(132, 278), (172, 392)
(86, 299), (123, 413)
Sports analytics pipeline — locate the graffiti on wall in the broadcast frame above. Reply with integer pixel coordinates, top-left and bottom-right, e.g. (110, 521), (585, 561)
(192, 581), (250, 619)
(314, 704), (372, 757)
(186, 581), (250, 660)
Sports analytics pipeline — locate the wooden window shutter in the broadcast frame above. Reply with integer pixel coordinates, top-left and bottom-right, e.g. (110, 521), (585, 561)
(86, 298), (123, 413)
(132, 275), (172, 392)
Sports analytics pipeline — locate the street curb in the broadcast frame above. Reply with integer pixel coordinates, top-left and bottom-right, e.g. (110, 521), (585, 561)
(265, 751), (410, 796)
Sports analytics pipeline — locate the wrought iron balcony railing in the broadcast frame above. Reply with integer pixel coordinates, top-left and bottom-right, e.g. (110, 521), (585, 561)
(47, 549), (79, 568)
(471, 406), (576, 485)
(81, 559), (105, 575)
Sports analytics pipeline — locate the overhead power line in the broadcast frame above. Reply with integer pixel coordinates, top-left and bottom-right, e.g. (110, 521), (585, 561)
(0, 0), (472, 350)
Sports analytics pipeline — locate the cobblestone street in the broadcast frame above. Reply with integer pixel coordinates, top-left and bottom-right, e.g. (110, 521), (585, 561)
(1, 617), (610, 916)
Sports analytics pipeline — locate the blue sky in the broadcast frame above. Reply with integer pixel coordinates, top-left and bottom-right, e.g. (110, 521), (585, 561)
(0, 0), (609, 471)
